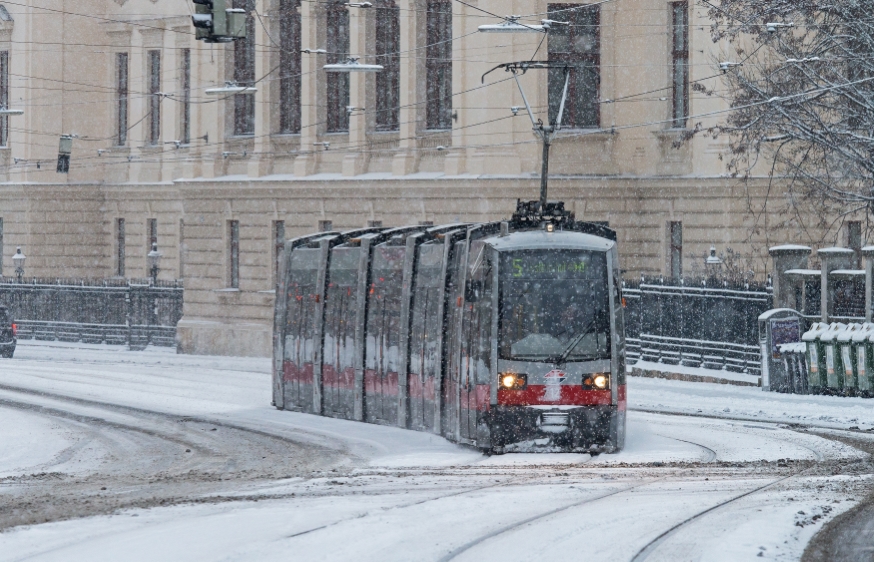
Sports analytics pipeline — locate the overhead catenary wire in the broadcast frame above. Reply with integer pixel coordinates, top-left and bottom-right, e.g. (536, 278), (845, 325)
(0, 0), (843, 177)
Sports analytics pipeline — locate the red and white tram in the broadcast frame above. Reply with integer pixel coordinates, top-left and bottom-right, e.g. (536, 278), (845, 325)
(272, 201), (626, 453)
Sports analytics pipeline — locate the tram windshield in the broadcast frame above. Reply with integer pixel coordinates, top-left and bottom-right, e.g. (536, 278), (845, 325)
(499, 249), (610, 362)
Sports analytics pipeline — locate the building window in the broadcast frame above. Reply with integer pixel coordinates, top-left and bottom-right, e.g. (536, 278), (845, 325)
(116, 218), (126, 277)
(179, 219), (185, 280)
(279, 0), (302, 134)
(426, 0), (452, 130)
(233, 0), (256, 136)
(670, 2), (689, 128)
(116, 53), (129, 146)
(229, 220), (240, 288)
(326, 1), (350, 133)
(318, 219), (333, 232)
(547, 4), (600, 128)
(669, 221), (682, 279)
(847, 220), (862, 267)
(0, 51), (8, 147)
(375, 0), (400, 131)
(147, 218), (158, 251)
(181, 49), (191, 145)
(148, 50), (161, 145)
(273, 220), (285, 287)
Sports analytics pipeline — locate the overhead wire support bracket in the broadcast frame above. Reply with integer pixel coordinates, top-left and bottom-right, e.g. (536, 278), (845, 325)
(482, 61), (572, 211)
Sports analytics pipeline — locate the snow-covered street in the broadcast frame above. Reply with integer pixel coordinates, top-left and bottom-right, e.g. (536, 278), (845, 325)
(0, 342), (871, 561)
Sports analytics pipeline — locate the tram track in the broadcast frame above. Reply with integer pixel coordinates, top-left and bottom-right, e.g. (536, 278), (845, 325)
(437, 479), (662, 562)
(655, 435), (718, 463)
(628, 471), (805, 562)
(625, 424), (858, 562)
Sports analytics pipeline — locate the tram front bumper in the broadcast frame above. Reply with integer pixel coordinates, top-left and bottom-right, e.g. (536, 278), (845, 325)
(487, 405), (620, 450)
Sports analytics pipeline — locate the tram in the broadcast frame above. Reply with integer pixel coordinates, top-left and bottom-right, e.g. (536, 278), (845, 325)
(272, 200), (626, 453)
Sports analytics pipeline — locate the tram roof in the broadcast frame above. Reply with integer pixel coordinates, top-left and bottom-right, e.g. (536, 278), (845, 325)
(485, 229), (615, 252)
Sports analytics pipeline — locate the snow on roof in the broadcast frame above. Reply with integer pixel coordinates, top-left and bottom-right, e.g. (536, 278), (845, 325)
(784, 269), (821, 275)
(817, 247), (855, 255)
(830, 269), (864, 276)
(769, 244), (811, 252)
(487, 230), (614, 252)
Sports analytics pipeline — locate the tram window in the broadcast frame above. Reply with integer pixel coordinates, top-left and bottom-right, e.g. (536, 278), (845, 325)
(474, 257), (493, 383)
(499, 250), (610, 362)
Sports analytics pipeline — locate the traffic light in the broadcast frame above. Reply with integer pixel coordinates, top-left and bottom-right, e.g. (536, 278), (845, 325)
(191, 0), (247, 43)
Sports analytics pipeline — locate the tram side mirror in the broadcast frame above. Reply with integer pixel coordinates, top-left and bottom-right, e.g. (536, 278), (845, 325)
(465, 280), (482, 302)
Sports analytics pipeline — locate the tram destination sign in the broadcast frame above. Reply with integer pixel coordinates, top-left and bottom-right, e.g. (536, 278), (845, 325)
(503, 250), (603, 279)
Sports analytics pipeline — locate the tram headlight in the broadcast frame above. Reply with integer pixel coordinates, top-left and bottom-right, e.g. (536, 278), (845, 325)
(500, 373), (527, 389)
(583, 373), (609, 390)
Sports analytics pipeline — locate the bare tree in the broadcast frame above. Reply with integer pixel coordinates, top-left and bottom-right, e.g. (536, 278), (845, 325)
(706, 0), (874, 237)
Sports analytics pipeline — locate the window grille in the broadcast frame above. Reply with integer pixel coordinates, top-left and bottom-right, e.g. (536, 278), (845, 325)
(273, 220), (286, 287)
(669, 221), (683, 279)
(229, 220), (240, 288)
(148, 218), (158, 249)
(116, 218), (126, 277)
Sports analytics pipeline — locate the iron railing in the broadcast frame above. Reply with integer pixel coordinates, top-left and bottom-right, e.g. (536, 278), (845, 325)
(623, 277), (772, 375)
(0, 277), (183, 349)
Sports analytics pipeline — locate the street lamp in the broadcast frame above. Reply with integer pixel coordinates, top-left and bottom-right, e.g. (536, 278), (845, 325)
(323, 57), (383, 73)
(11, 247), (25, 282)
(705, 245), (723, 279)
(478, 16), (547, 33)
(204, 81), (258, 96)
(147, 242), (162, 282)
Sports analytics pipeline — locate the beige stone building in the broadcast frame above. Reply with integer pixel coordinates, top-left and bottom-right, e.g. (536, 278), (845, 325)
(0, 0), (849, 356)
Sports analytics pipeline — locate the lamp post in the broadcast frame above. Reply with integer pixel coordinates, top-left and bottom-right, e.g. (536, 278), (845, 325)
(12, 247), (25, 282)
(705, 245), (723, 280)
(147, 242), (162, 282)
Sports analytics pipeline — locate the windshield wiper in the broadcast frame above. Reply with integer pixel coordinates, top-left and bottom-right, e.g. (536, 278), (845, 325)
(547, 318), (598, 365)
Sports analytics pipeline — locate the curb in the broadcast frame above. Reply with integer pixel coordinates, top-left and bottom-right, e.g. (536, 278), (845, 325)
(629, 367), (761, 388)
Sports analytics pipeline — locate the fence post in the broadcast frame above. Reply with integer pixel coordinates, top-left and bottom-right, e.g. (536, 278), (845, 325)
(864, 246), (874, 323)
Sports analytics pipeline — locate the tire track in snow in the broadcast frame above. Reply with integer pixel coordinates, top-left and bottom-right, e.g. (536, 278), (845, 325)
(0, 381), (349, 459)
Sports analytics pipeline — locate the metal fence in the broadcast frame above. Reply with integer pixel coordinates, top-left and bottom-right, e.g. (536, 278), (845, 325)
(623, 277), (773, 375)
(0, 278), (183, 349)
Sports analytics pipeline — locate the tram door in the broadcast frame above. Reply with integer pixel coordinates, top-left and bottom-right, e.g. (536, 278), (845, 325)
(322, 247), (360, 420)
(442, 241), (465, 439)
(284, 248), (320, 413)
(459, 242), (492, 442)
(364, 244), (405, 426)
(408, 244), (443, 433)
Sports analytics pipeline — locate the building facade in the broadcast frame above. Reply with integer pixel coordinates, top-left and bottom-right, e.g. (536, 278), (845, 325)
(0, 1), (857, 356)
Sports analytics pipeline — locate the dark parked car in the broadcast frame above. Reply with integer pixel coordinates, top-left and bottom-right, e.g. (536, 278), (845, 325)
(0, 306), (16, 358)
